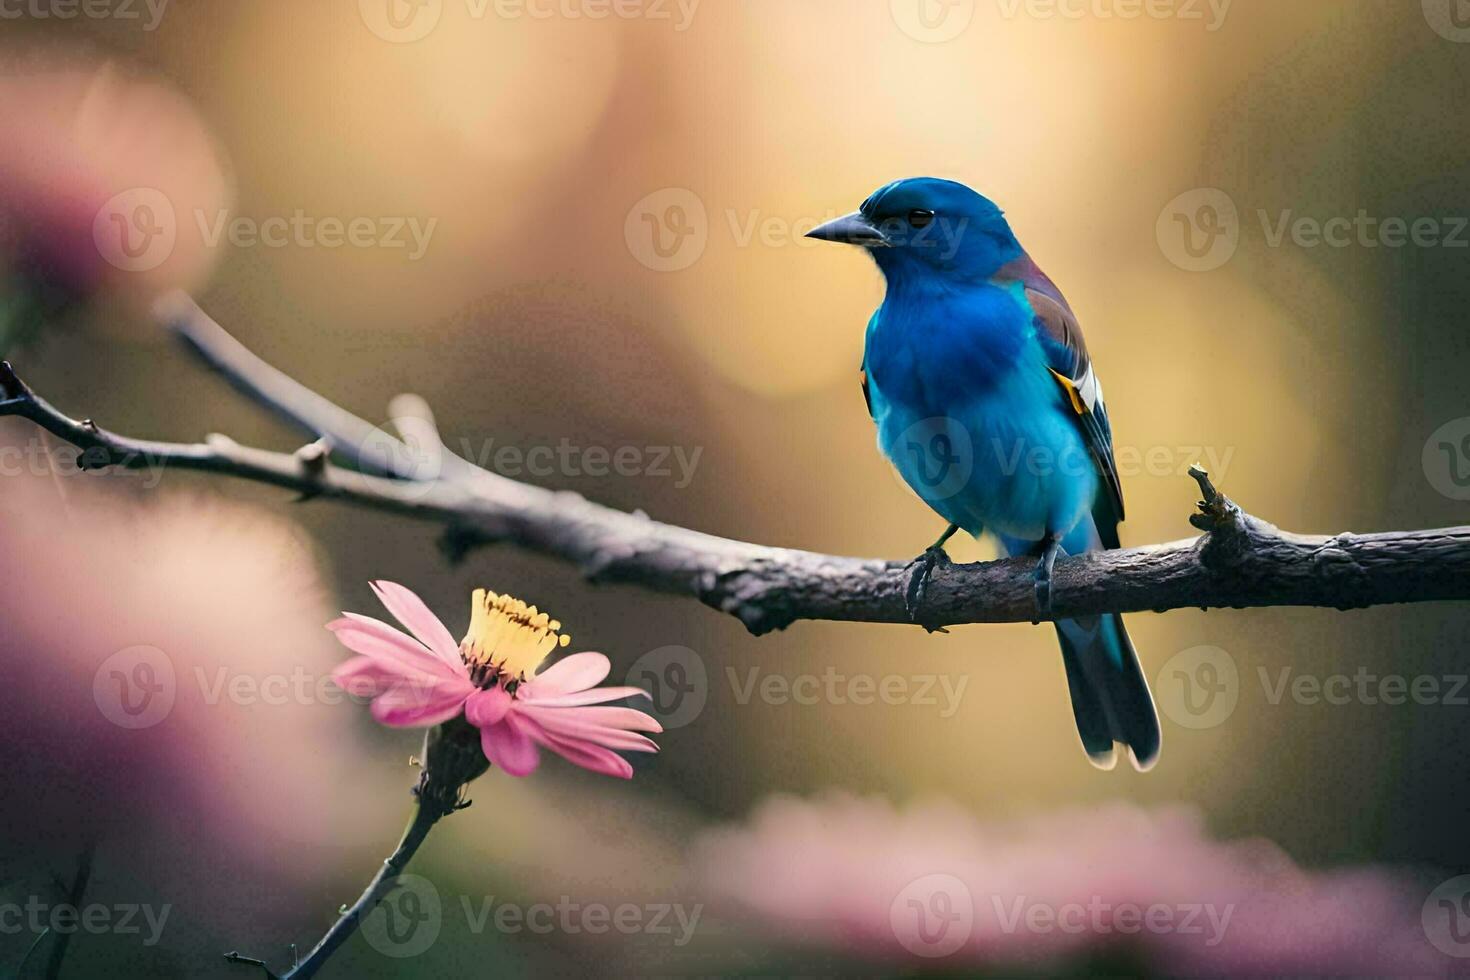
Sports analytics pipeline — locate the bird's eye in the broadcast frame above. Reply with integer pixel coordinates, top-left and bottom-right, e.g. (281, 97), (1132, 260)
(908, 209), (935, 229)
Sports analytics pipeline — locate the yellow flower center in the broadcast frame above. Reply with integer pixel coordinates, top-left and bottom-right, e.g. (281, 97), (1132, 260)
(460, 588), (570, 681)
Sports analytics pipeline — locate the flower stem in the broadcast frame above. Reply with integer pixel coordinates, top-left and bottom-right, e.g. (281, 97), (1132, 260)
(278, 799), (442, 980)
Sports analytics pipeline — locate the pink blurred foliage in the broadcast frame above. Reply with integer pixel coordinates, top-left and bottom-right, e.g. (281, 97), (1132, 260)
(0, 430), (391, 935)
(694, 792), (1458, 977)
(0, 44), (230, 305)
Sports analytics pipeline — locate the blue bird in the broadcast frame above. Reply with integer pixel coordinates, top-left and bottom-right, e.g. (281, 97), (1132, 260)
(807, 178), (1160, 770)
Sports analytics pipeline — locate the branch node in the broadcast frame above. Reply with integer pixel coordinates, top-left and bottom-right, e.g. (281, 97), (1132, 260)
(294, 438), (330, 471)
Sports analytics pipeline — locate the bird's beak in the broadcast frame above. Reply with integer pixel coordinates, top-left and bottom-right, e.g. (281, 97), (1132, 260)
(805, 211), (892, 247)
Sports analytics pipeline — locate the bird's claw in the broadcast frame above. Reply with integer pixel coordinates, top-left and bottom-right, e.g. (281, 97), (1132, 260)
(1034, 564), (1053, 615)
(905, 545), (951, 631)
(1033, 534), (1062, 617)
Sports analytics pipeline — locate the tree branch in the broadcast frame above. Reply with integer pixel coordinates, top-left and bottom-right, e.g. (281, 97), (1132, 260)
(2, 298), (1467, 634)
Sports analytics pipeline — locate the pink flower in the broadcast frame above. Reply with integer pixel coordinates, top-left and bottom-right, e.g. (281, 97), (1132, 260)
(329, 581), (660, 780)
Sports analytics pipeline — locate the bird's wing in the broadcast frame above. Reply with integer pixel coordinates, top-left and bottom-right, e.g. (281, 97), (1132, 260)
(996, 256), (1126, 543)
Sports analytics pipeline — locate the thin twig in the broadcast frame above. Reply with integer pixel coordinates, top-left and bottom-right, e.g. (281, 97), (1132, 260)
(42, 842), (95, 980)
(225, 801), (442, 980)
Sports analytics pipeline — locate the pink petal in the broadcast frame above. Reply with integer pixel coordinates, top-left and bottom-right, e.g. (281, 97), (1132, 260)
(521, 652), (611, 699)
(514, 713), (635, 779)
(330, 656), (398, 699)
(464, 686), (512, 728)
(519, 703), (662, 734)
(538, 730), (635, 779)
(327, 614), (465, 682)
(370, 580), (462, 668)
(516, 686), (651, 708)
(368, 678), (473, 728)
(480, 719), (540, 776)
(519, 707), (660, 753)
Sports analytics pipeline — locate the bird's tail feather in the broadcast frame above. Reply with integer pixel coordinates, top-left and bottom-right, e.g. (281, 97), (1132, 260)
(1055, 613), (1160, 771)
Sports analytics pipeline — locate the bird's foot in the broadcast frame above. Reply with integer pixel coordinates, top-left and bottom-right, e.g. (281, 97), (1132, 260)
(905, 545), (952, 632)
(1033, 533), (1063, 617)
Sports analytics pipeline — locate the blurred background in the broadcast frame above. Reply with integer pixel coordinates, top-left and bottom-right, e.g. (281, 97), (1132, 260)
(1, 0), (1469, 976)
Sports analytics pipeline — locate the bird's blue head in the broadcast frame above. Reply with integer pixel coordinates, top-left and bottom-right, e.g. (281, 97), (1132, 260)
(806, 177), (1022, 283)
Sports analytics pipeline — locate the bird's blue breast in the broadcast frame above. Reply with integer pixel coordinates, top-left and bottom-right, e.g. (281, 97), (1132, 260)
(866, 281), (1098, 541)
